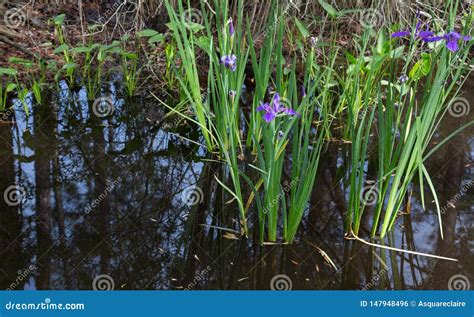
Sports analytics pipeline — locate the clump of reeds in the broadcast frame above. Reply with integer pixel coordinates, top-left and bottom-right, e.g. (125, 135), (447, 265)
(161, 0), (472, 244)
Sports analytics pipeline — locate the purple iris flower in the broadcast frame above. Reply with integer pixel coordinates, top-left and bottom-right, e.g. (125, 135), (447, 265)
(256, 93), (299, 123)
(220, 54), (237, 71)
(441, 31), (471, 52)
(391, 15), (472, 52)
(391, 30), (411, 38)
(398, 74), (409, 83)
(301, 85), (307, 98)
(229, 18), (235, 37)
(391, 20), (436, 42)
(256, 102), (276, 122)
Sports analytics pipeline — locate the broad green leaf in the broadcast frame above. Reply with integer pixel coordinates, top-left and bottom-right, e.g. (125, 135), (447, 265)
(97, 48), (106, 62)
(46, 60), (58, 70)
(194, 36), (210, 53)
(148, 34), (165, 45)
(294, 18), (310, 38)
(0, 68), (17, 76)
(345, 52), (357, 64)
(318, 0), (340, 18)
(136, 29), (159, 37)
(376, 31), (386, 54)
(53, 44), (69, 54)
(184, 22), (204, 33)
(108, 47), (123, 54)
(53, 14), (65, 25)
(8, 57), (34, 67)
(6, 83), (17, 92)
(70, 46), (94, 54)
(165, 22), (176, 32)
(389, 45), (405, 59)
(122, 52), (138, 60)
(103, 41), (121, 51)
(62, 62), (76, 71)
(409, 53), (431, 80)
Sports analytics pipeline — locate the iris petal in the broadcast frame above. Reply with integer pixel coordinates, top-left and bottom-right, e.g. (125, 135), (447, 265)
(391, 31), (411, 38)
(263, 112), (276, 122)
(284, 108), (299, 116)
(446, 40), (459, 52)
(257, 102), (270, 112)
(418, 30), (434, 39)
(272, 93), (281, 112)
(423, 35), (443, 42)
(220, 54), (237, 72)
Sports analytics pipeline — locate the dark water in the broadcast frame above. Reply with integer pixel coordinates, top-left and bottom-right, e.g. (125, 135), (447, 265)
(0, 77), (472, 291)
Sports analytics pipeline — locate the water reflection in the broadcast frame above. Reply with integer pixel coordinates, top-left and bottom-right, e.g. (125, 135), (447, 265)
(0, 78), (472, 290)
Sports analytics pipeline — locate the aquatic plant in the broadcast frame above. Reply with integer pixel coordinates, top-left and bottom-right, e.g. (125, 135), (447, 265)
(0, 68), (17, 111)
(164, 1), (214, 150)
(220, 54), (237, 71)
(0, 66), (33, 115)
(392, 20), (471, 52)
(391, 13), (439, 42)
(432, 31), (471, 52)
(164, 40), (178, 87)
(3, 0), (470, 248)
(115, 30), (161, 97)
(8, 57), (47, 105)
(162, 0), (339, 243)
(52, 14), (77, 87)
(345, 7), (473, 239)
(70, 41), (103, 99)
(256, 93), (299, 122)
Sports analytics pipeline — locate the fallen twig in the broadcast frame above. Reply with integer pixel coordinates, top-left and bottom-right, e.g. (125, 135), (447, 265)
(347, 230), (458, 262)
